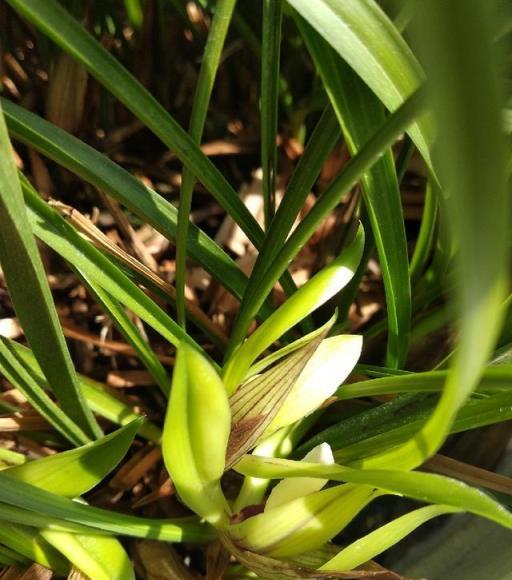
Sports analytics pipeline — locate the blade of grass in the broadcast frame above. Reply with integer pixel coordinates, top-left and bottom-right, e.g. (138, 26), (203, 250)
(228, 87), (426, 352)
(336, 392), (512, 466)
(321, 504), (461, 572)
(409, 179), (438, 285)
(0, 524), (67, 574)
(175, 0), (236, 329)
(298, 17), (411, 368)
(337, 366), (512, 400)
(261, 0), (283, 227)
(49, 199), (227, 348)
(359, 0), (510, 469)
(0, 101), (100, 441)
(297, 389), (512, 462)
(7, 0), (299, 305)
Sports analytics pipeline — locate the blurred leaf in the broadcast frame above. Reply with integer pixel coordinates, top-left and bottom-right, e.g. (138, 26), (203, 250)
(162, 345), (231, 525)
(355, 0), (510, 470)
(40, 530), (134, 580)
(0, 101), (100, 442)
(0, 523), (67, 575)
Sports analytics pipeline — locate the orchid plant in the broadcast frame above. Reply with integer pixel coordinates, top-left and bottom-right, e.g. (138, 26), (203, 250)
(0, 0), (511, 578)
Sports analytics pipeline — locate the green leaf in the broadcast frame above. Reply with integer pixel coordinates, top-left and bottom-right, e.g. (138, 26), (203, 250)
(5, 0), (265, 252)
(409, 179), (438, 285)
(225, 105), (340, 354)
(286, 0), (433, 166)
(261, 0), (283, 227)
(0, 543), (29, 567)
(0, 100), (100, 442)
(229, 483), (379, 558)
(359, 0), (510, 469)
(0, 472), (214, 543)
(21, 177), (207, 361)
(298, 18), (410, 368)
(337, 366), (512, 400)
(320, 504), (461, 572)
(3, 420), (141, 497)
(162, 345), (231, 525)
(3, 337), (162, 443)
(175, 0), (236, 328)
(0, 523), (68, 574)
(0, 336), (91, 446)
(223, 224), (365, 394)
(235, 456), (512, 531)
(41, 530), (134, 580)
(80, 274), (170, 395)
(1, 99), (257, 313)
(226, 87), (427, 355)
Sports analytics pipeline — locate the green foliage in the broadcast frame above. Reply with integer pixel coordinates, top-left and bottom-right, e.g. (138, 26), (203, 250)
(0, 0), (510, 577)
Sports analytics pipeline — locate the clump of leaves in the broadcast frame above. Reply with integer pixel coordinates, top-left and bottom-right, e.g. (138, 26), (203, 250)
(0, 0), (511, 578)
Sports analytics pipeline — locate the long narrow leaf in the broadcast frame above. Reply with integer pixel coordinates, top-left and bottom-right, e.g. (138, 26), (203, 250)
(1, 99), (258, 312)
(298, 18), (410, 368)
(0, 472), (213, 543)
(359, 0), (510, 469)
(286, 0), (433, 166)
(0, 101), (99, 441)
(261, 0), (283, 227)
(176, 0), (236, 327)
(235, 456), (512, 531)
(6, 0), (263, 248)
(320, 505), (461, 572)
(228, 87), (426, 346)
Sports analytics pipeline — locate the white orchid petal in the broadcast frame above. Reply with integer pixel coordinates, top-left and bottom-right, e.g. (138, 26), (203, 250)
(269, 335), (362, 432)
(265, 443), (334, 511)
